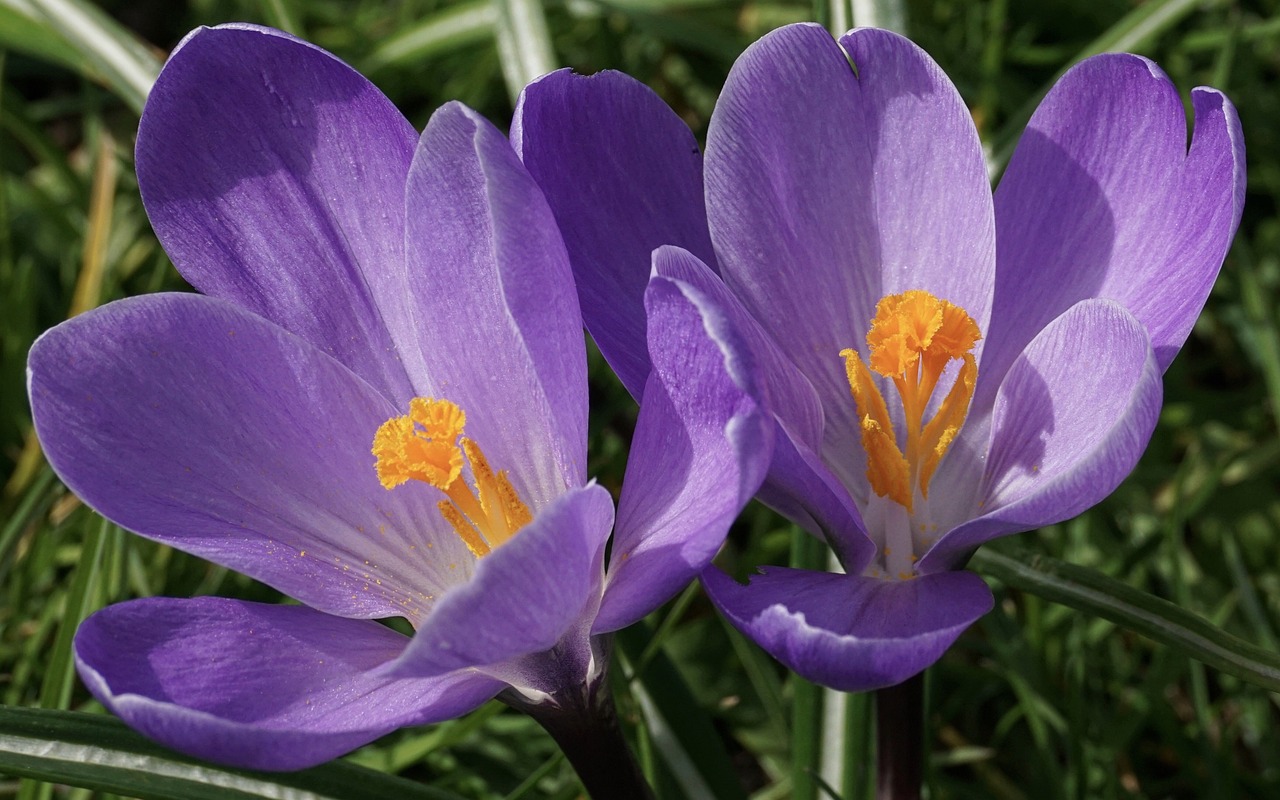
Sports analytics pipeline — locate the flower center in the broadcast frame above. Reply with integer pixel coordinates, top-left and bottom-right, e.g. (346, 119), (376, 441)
(372, 397), (532, 558)
(840, 290), (981, 515)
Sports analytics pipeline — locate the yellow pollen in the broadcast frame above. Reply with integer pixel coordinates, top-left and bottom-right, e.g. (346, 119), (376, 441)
(372, 397), (532, 557)
(841, 290), (980, 512)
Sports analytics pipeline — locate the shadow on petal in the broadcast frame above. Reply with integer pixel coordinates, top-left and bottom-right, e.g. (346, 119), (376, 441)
(75, 597), (502, 771)
(702, 566), (992, 692)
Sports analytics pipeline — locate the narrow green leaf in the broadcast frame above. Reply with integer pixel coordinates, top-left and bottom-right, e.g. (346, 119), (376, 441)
(617, 623), (747, 800)
(971, 548), (1280, 692)
(989, 0), (1209, 170)
(493, 0), (555, 104)
(36, 517), (111, 712)
(363, 1), (495, 73)
(0, 706), (468, 800)
(0, 0), (87, 73)
(23, 0), (161, 114)
(789, 528), (827, 800)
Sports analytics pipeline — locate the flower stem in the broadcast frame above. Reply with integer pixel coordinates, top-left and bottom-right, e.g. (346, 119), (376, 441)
(505, 666), (654, 800)
(875, 673), (923, 800)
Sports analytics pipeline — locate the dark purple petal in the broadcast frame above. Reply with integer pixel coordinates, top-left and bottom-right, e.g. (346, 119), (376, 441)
(137, 24), (418, 402)
(923, 300), (1161, 571)
(593, 266), (772, 633)
(513, 70), (717, 398)
(702, 566), (992, 692)
(390, 484), (613, 678)
(984, 54), (1245, 397)
(402, 102), (587, 506)
(705, 24), (995, 493)
(646, 246), (873, 571)
(29, 293), (476, 621)
(75, 597), (502, 771)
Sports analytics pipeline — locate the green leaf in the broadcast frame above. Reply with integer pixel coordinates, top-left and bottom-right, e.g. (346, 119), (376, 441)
(971, 548), (1280, 692)
(0, 0), (88, 74)
(362, 0), (496, 74)
(617, 623), (747, 800)
(21, 0), (161, 114)
(0, 706), (468, 800)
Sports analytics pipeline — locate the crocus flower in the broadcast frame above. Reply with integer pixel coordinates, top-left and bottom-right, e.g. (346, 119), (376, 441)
(27, 24), (771, 772)
(513, 23), (1244, 690)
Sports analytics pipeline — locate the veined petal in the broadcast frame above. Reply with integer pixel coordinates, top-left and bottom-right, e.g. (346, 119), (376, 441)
(28, 294), (475, 621)
(594, 266), (772, 633)
(702, 566), (992, 692)
(923, 300), (1161, 571)
(984, 53), (1244, 398)
(137, 24), (418, 402)
(646, 247), (873, 570)
(75, 597), (502, 771)
(402, 102), (587, 507)
(390, 484), (613, 678)
(705, 23), (994, 493)
(513, 70), (718, 398)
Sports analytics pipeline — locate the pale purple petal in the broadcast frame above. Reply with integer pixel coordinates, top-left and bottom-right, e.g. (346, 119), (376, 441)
(75, 597), (502, 771)
(984, 53), (1245, 396)
(28, 293), (476, 621)
(702, 566), (993, 692)
(646, 246), (873, 569)
(391, 484), (613, 677)
(137, 24), (418, 402)
(705, 23), (995, 494)
(592, 268), (772, 633)
(513, 70), (717, 398)
(402, 102), (587, 507)
(923, 300), (1161, 571)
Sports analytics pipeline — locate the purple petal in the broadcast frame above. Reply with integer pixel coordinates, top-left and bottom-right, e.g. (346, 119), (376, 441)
(75, 597), (502, 771)
(29, 293), (476, 621)
(137, 24), (418, 402)
(985, 54), (1245, 395)
(923, 300), (1162, 571)
(513, 70), (717, 398)
(705, 23), (995, 493)
(592, 265), (772, 633)
(390, 484), (613, 679)
(646, 246), (873, 571)
(702, 566), (993, 692)
(759, 429), (876, 572)
(402, 102), (587, 506)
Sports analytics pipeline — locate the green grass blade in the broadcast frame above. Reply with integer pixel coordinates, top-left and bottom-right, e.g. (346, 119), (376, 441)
(617, 623), (747, 800)
(0, 0), (88, 73)
(0, 706), (469, 800)
(23, 0), (161, 113)
(989, 0), (1207, 169)
(493, 0), (555, 104)
(363, 1), (496, 74)
(35, 516), (110, 711)
(972, 548), (1280, 691)
(789, 528), (827, 800)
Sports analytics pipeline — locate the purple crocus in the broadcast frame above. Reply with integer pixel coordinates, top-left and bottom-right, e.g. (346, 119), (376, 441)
(26, 24), (771, 773)
(514, 23), (1245, 691)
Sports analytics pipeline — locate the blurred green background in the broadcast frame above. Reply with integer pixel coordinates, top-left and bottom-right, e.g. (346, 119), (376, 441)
(2, 0), (1280, 797)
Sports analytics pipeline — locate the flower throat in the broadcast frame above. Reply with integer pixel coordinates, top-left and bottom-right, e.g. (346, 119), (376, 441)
(841, 290), (981, 514)
(372, 397), (532, 557)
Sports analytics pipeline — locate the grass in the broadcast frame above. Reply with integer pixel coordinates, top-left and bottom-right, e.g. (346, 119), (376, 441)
(3, 0), (1280, 797)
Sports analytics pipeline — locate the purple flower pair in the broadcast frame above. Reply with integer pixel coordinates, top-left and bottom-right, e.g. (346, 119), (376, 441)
(28, 24), (771, 771)
(514, 24), (1244, 691)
